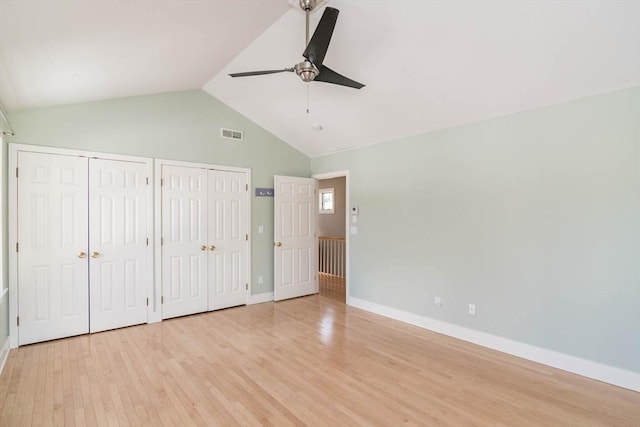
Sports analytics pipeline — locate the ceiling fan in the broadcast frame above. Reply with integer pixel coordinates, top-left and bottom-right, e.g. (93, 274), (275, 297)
(229, 0), (364, 89)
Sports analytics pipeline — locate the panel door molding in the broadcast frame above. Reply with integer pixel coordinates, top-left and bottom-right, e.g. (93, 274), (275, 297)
(89, 158), (150, 333)
(274, 175), (318, 301)
(16, 151), (89, 345)
(160, 165), (209, 319)
(208, 169), (249, 311)
(8, 144), (154, 348)
(156, 159), (251, 319)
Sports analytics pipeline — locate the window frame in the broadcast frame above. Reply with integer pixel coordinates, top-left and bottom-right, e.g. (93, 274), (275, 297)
(318, 188), (335, 214)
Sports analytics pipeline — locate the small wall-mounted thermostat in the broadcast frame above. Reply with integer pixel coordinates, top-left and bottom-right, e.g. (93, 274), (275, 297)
(351, 206), (359, 215)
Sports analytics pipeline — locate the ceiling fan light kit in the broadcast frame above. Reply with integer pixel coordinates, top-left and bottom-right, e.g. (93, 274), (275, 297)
(229, 1), (364, 89)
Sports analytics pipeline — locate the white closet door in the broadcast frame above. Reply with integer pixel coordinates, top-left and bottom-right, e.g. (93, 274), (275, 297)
(89, 159), (149, 333)
(17, 152), (89, 345)
(208, 170), (248, 310)
(161, 165), (208, 319)
(274, 176), (318, 301)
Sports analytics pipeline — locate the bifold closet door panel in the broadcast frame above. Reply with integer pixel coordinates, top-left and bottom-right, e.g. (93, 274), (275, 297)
(208, 170), (249, 310)
(161, 165), (208, 319)
(89, 158), (149, 333)
(17, 152), (89, 345)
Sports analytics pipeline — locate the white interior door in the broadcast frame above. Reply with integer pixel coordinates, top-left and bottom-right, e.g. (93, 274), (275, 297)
(17, 152), (89, 345)
(89, 159), (149, 333)
(161, 165), (208, 319)
(208, 170), (249, 310)
(274, 175), (317, 301)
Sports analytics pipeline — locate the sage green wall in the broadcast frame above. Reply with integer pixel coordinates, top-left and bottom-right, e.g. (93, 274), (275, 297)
(7, 89), (311, 296)
(311, 87), (640, 373)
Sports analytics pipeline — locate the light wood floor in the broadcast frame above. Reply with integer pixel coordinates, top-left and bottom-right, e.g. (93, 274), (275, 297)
(0, 295), (638, 426)
(318, 273), (345, 302)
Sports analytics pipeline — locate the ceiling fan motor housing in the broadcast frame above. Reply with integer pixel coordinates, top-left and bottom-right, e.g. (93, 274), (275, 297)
(299, 0), (317, 12)
(295, 60), (319, 82)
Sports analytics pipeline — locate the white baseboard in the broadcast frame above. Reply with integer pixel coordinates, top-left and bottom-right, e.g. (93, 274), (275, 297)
(347, 296), (640, 392)
(0, 335), (10, 378)
(248, 292), (274, 305)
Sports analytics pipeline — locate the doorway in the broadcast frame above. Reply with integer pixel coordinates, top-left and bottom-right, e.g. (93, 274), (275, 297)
(313, 171), (349, 303)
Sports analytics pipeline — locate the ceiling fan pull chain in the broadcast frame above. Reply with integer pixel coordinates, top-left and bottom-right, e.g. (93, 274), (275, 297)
(306, 84), (310, 114)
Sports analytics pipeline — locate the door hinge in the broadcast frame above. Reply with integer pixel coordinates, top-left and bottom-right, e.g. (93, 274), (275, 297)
(245, 234), (248, 241)
(161, 296), (164, 304)
(246, 283), (248, 290)
(146, 298), (149, 306)
(161, 237), (163, 245)
(146, 177), (149, 185)
(16, 316), (19, 326)
(16, 242), (19, 253)
(161, 178), (164, 186)
(246, 184), (248, 191)
(146, 238), (149, 246)
(15, 167), (19, 178)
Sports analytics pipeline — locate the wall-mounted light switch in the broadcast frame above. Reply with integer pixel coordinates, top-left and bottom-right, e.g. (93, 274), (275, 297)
(255, 188), (274, 197)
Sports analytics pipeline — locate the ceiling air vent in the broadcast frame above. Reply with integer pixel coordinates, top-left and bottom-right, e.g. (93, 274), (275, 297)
(221, 128), (243, 141)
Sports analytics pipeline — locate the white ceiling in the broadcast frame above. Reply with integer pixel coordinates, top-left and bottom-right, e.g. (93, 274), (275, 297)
(0, 0), (290, 110)
(1, 1), (639, 158)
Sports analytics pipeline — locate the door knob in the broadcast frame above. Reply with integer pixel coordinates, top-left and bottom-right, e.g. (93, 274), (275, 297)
(209, 245), (216, 251)
(201, 245), (207, 251)
(275, 242), (282, 247)
(91, 252), (100, 258)
(78, 252), (87, 259)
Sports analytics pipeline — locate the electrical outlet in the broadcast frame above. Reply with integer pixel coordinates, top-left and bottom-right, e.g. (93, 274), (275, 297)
(434, 296), (442, 307)
(258, 276), (264, 284)
(468, 303), (476, 315)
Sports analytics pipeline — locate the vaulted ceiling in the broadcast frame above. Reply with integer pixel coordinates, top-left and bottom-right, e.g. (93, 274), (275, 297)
(1, 0), (639, 157)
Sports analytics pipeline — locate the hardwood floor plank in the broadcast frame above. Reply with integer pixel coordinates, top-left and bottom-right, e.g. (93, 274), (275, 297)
(0, 294), (638, 426)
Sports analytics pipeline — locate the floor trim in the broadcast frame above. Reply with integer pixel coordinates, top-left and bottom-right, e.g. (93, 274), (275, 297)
(0, 335), (10, 378)
(347, 296), (640, 392)
(248, 292), (274, 305)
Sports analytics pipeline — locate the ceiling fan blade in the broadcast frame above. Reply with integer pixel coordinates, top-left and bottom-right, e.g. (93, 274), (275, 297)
(315, 65), (365, 89)
(302, 7), (339, 67)
(229, 68), (293, 77)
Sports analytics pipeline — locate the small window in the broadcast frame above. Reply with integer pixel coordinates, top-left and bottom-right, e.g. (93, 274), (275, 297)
(319, 188), (334, 214)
